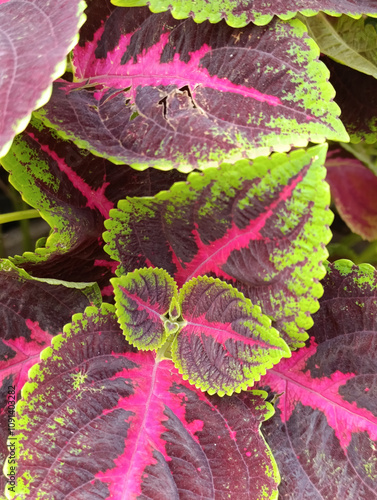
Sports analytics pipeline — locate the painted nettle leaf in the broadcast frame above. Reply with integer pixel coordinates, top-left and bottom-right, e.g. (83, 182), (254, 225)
(9, 303), (280, 499)
(34, 3), (348, 171)
(104, 144), (333, 348)
(0, 259), (101, 492)
(258, 260), (377, 499)
(113, 268), (290, 396)
(111, 0), (377, 28)
(0, 0), (87, 158)
(0, 117), (185, 290)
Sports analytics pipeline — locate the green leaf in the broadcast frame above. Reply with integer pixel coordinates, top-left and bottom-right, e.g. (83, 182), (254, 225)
(303, 14), (377, 78)
(112, 268), (179, 350)
(172, 276), (291, 397)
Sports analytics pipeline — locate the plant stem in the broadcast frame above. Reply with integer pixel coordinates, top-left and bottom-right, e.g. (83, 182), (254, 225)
(0, 209), (40, 225)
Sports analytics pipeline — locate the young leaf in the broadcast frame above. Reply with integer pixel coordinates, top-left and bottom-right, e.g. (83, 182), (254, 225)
(36, 5), (348, 170)
(303, 14), (377, 78)
(112, 268), (179, 350)
(10, 304), (280, 499)
(324, 55), (377, 144)
(0, 259), (100, 491)
(0, 117), (185, 290)
(111, 0), (377, 28)
(258, 260), (377, 498)
(326, 147), (377, 240)
(0, 0), (86, 157)
(104, 144), (333, 348)
(172, 276), (290, 397)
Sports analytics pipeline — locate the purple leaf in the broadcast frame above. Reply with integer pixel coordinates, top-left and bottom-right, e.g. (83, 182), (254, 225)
(0, 0), (86, 157)
(112, 268), (179, 350)
(11, 303), (280, 499)
(258, 260), (377, 499)
(0, 117), (185, 290)
(0, 259), (100, 492)
(111, 0), (377, 27)
(326, 147), (377, 240)
(104, 145), (333, 348)
(35, 5), (347, 170)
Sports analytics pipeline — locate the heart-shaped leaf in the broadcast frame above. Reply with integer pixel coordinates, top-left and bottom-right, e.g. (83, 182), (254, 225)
(36, 5), (347, 170)
(0, 0), (86, 157)
(112, 268), (179, 350)
(111, 0), (377, 28)
(104, 145), (333, 348)
(9, 303), (280, 499)
(258, 260), (377, 498)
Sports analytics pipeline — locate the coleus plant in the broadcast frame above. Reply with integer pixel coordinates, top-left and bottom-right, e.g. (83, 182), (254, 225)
(0, 0), (377, 498)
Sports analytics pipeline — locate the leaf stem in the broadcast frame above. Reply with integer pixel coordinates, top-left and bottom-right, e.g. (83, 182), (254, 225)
(0, 209), (40, 225)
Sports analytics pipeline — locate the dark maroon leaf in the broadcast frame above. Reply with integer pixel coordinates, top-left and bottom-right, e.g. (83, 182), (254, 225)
(258, 260), (377, 499)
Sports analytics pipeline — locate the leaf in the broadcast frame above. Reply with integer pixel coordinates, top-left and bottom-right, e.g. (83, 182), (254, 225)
(303, 14), (377, 78)
(172, 276), (290, 397)
(112, 268), (179, 350)
(35, 5), (348, 171)
(0, 117), (185, 290)
(326, 147), (377, 240)
(111, 0), (377, 28)
(9, 303), (280, 499)
(323, 55), (377, 144)
(104, 144), (333, 348)
(0, 259), (100, 492)
(258, 260), (377, 499)
(0, 0), (86, 157)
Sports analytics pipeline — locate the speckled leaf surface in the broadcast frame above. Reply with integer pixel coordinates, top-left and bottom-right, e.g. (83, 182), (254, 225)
(326, 147), (377, 240)
(0, 259), (100, 493)
(303, 14), (377, 78)
(0, 0), (86, 158)
(324, 55), (377, 144)
(104, 145), (333, 348)
(0, 117), (185, 292)
(111, 0), (377, 27)
(172, 276), (290, 396)
(9, 303), (280, 499)
(112, 268), (179, 350)
(259, 260), (377, 499)
(36, 4), (347, 170)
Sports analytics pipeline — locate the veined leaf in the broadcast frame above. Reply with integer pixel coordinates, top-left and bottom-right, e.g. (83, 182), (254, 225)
(259, 260), (377, 499)
(112, 268), (179, 350)
(0, 117), (185, 290)
(104, 145), (333, 348)
(324, 55), (377, 144)
(0, 259), (100, 492)
(173, 276), (290, 397)
(0, 0), (86, 157)
(326, 147), (377, 241)
(9, 304), (280, 499)
(111, 0), (377, 28)
(303, 14), (377, 79)
(36, 4), (347, 171)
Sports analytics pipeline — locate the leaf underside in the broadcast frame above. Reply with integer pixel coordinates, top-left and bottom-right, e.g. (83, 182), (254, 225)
(259, 260), (377, 499)
(36, 4), (347, 171)
(11, 304), (280, 499)
(111, 0), (377, 27)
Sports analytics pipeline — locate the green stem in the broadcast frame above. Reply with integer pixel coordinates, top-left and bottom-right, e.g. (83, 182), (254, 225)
(0, 209), (40, 225)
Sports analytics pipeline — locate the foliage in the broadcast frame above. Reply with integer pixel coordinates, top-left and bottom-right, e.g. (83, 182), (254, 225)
(0, 0), (376, 498)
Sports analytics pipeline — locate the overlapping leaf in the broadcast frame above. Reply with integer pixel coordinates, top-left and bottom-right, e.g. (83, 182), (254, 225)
(303, 14), (377, 78)
(326, 147), (377, 240)
(323, 55), (377, 143)
(0, 259), (100, 492)
(0, 117), (185, 291)
(36, 4), (347, 170)
(0, 0), (86, 157)
(8, 303), (280, 499)
(259, 260), (377, 499)
(104, 145), (333, 348)
(111, 0), (377, 27)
